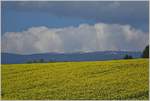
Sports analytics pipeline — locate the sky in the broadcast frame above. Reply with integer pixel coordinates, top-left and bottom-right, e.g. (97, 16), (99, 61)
(1, 1), (149, 54)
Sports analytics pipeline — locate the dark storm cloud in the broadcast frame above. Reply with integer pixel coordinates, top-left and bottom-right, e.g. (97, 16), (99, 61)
(2, 1), (149, 32)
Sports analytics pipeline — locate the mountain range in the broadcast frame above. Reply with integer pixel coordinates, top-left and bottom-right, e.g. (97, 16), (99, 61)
(1, 51), (142, 64)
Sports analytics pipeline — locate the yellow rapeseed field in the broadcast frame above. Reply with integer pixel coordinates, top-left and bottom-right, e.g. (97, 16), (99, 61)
(1, 59), (149, 100)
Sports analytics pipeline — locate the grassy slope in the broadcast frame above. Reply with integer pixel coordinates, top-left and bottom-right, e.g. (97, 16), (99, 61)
(1, 59), (149, 100)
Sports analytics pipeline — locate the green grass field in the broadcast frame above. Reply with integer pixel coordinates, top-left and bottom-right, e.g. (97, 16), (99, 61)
(1, 59), (149, 100)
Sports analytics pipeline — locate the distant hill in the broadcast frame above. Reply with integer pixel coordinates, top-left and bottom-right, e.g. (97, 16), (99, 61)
(1, 51), (142, 64)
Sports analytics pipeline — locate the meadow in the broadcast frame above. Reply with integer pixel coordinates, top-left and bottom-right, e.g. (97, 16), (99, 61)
(1, 59), (149, 100)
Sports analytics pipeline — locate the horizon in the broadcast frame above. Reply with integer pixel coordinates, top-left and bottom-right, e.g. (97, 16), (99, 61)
(2, 50), (143, 56)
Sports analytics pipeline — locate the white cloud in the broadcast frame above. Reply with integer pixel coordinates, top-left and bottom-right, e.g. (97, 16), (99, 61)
(2, 23), (149, 54)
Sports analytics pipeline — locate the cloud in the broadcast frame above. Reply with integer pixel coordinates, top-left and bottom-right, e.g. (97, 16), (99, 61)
(2, 1), (149, 32)
(2, 23), (149, 54)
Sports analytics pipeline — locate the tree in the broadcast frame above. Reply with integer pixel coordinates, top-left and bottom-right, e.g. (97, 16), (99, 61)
(124, 54), (133, 59)
(142, 45), (149, 58)
(26, 61), (32, 63)
(33, 60), (38, 63)
(39, 59), (45, 63)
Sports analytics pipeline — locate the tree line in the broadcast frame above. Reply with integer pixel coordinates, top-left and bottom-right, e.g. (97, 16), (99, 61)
(124, 45), (149, 59)
(26, 59), (56, 63)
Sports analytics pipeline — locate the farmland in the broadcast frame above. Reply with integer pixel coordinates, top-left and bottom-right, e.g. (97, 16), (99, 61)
(1, 59), (149, 100)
